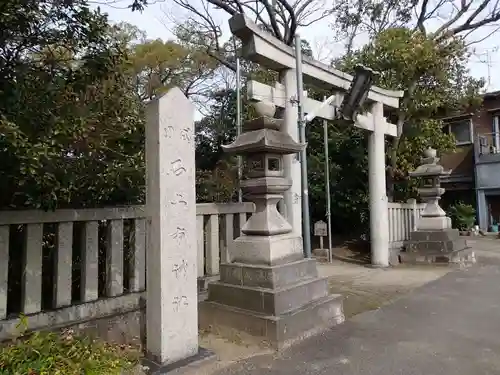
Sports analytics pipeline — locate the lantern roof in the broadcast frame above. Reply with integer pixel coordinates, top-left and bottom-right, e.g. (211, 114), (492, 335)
(222, 128), (305, 155)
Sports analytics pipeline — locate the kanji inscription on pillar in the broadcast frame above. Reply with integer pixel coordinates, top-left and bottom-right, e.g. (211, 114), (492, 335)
(145, 87), (198, 365)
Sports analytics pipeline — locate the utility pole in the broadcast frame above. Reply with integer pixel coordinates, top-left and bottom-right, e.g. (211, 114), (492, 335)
(295, 34), (312, 258)
(236, 57), (242, 202)
(323, 104), (333, 263)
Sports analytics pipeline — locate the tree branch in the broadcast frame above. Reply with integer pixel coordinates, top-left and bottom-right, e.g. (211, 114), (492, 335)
(275, 0), (298, 44)
(433, 0), (473, 37)
(451, 3), (500, 35)
(257, 0), (284, 40)
(416, 0), (430, 32)
(206, 0), (239, 15)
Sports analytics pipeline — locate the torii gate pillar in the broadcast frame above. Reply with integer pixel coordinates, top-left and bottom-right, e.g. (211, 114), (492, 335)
(368, 102), (390, 266)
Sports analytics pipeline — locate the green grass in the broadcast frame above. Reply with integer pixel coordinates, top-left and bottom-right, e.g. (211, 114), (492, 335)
(0, 316), (140, 375)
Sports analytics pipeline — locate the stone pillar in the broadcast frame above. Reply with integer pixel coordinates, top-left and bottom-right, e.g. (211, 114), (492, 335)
(144, 88), (199, 368)
(280, 69), (302, 235)
(368, 102), (389, 267)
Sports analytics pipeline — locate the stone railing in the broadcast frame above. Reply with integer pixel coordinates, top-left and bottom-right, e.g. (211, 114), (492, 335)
(388, 200), (425, 249)
(0, 202), (253, 341)
(0, 200), (423, 340)
(195, 203), (254, 288)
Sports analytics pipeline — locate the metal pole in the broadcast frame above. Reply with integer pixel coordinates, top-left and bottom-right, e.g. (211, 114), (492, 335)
(236, 58), (243, 203)
(294, 34), (312, 258)
(323, 100), (334, 263)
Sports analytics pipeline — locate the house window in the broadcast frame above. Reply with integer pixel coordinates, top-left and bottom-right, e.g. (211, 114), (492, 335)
(493, 115), (500, 149)
(480, 114), (500, 154)
(444, 119), (473, 145)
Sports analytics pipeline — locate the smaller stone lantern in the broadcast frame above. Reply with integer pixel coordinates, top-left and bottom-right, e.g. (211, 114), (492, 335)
(409, 147), (452, 230)
(401, 148), (475, 266)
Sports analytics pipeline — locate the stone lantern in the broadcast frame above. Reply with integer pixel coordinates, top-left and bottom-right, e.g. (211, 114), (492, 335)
(223, 102), (302, 237)
(401, 148), (475, 266)
(199, 101), (344, 349)
(409, 147), (452, 230)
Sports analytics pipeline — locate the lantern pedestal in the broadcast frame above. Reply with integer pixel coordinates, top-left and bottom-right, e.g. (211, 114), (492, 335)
(401, 149), (475, 267)
(199, 256), (344, 349)
(229, 233), (303, 265)
(401, 228), (475, 266)
(199, 103), (344, 349)
(416, 216), (452, 231)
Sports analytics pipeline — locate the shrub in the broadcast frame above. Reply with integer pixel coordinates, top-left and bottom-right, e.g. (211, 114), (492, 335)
(0, 317), (139, 375)
(447, 202), (476, 231)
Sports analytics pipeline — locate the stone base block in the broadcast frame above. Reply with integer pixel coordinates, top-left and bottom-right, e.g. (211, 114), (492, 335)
(229, 233), (303, 265)
(202, 257), (344, 349)
(402, 228), (474, 267)
(406, 238), (468, 253)
(199, 294), (344, 350)
(143, 347), (215, 375)
(219, 258), (318, 289)
(406, 228), (467, 254)
(312, 248), (330, 260)
(389, 247), (401, 266)
(409, 228), (460, 242)
(208, 277), (329, 315)
(400, 248), (476, 267)
(417, 216), (451, 230)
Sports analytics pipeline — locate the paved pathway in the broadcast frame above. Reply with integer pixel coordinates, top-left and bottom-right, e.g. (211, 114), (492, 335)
(213, 238), (500, 375)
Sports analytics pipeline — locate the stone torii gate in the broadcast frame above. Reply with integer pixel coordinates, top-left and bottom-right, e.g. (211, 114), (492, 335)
(229, 14), (404, 267)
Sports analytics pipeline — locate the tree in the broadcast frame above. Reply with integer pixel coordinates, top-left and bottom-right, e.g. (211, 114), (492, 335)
(88, 0), (151, 11)
(0, 1), (145, 210)
(331, 0), (500, 52)
(130, 26), (220, 107)
(194, 86), (258, 202)
(307, 123), (372, 234)
(330, 0), (495, 199)
(168, 0), (331, 74)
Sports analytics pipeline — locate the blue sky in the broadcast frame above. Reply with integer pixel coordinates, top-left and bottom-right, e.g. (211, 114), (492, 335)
(95, 0), (500, 91)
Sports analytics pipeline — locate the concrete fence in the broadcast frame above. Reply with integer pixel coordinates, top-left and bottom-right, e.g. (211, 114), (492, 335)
(0, 200), (422, 341)
(0, 202), (253, 341)
(388, 200), (426, 249)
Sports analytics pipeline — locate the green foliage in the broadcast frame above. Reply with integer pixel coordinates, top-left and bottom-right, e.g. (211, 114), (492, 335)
(337, 28), (483, 116)
(0, 318), (139, 375)
(131, 36), (218, 101)
(447, 202), (476, 231)
(332, 27), (483, 201)
(299, 25), (483, 231)
(194, 88), (255, 202)
(0, 1), (145, 210)
(307, 122), (370, 234)
(394, 119), (456, 200)
(196, 161), (238, 203)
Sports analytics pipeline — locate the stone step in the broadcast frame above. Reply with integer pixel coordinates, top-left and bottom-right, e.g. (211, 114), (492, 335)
(207, 276), (329, 316)
(199, 293), (344, 350)
(219, 258), (318, 289)
(400, 248), (476, 266)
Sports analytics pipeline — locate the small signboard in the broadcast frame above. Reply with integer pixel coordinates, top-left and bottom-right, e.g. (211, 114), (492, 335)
(314, 220), (327, 237)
